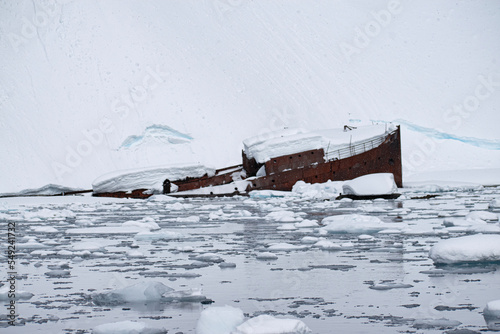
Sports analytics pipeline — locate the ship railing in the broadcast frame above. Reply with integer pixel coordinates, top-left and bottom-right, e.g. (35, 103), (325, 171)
(325, 131), (390, 161)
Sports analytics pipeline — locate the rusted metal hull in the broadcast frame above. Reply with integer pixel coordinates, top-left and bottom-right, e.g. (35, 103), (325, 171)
(93, 189), (153, 199)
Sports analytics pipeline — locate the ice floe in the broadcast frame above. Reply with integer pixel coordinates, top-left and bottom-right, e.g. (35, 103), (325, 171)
(412, 318), (461, 329)
(92, 320), (166, 334)
(429, 234), (500, 264)
(342, 173), (398, 197)
(0, 286), (34, 301)
(233, 314), (312, 334)
(483, 299), (500, 330)
(318, 214), (399, 234)
(196, 305), (245, 334)
(92, 281), (206, 305)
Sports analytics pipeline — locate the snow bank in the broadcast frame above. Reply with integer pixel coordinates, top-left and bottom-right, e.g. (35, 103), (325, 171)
(92, 164), (215, 194)
(196, 305), (245, 334)
(318, 214), (398, 234)
(483, 300), (500, 330)
(342, 173), (398, 196)
(92, 321), (166, 334)
(243, 124), (393, 163)
(92, 281), (205, 305)
(429, 235), (500, 264)
(233, 314), (312, 334)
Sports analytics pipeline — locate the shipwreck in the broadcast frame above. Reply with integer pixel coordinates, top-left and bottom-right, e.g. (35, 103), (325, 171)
(92, 124), (402, 198)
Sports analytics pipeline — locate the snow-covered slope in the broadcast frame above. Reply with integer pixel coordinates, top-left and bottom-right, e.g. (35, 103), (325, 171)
(1, 1), (499, 192)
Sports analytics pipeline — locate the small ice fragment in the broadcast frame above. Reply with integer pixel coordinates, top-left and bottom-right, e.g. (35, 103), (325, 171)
(313, 240), (341, 250)
(256, 252), (278, 260)
(0, 286), (33, 300)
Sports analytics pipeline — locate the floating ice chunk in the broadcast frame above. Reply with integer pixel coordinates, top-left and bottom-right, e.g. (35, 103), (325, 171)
(45, 270), (71, 277)
(291, 180), (343, 200)
(134, 230), (184, 241)
(250, 190), (295, 199)
(369, 282), (413, 290)
(342, 173), (398, 196)
(219, 262), (237, 268)
(313, 240), (341, 250)
(277, 223), (297, 231)
(192, 253), (224, 263)
(483, 300), (500, 330)
(169, 202), (194, 211)
(412, 318), (461, 329)
(92, 281), (173, 305)
(92, 281), (204, 305)
(430, 234), (500, 264)
(319, 214), (398, 234)
(0, 286), (33, 300)
(176, 215), (201, 223)
(233, 314), (312, 334)
(31, 226), (58, 233)
(122, 217), (160, 231)
(267, 243), (309, 251)
(466, 211), (498, 222)
(17, 238), (48, 249)
(196, 305), (245, 334)
(266, 210), (298, 222)
(358, 234), (376, 241)
(489, 199), (500, 209)
(92, 320), (166, 334)
(294, 220), (319, 228)
(301, 236), (320, 244)
(256, 252), (278, 260)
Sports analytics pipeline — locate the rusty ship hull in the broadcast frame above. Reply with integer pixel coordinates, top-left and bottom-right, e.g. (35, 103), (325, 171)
(93, 126), (402, 198)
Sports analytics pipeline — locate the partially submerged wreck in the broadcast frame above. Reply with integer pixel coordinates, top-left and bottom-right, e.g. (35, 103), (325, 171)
(92, 124), (402, 198)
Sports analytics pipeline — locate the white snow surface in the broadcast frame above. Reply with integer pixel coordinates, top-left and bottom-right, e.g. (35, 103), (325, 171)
(92, 164), (214, 193)
(342, 173), (398, 196)
(233, 315), (312, 334)
(429, 235), (500, 264)
(2, 1), (500, 193)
